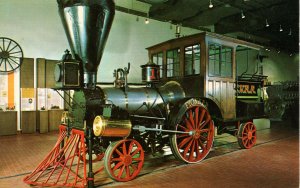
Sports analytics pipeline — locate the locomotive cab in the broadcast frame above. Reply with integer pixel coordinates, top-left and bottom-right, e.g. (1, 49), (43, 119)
(147, 32), (267, 123)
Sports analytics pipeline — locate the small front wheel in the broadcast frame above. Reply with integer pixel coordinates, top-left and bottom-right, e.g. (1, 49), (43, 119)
(237, 122), (257, 149)
(104, 139), (144, 182)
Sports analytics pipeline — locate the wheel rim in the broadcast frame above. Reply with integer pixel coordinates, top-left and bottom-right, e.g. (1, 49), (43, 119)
(105, 139), (144, 182)
(240, 122), (257, 149)
(173, 105), (214, 163)
(0, 37), (23, 72)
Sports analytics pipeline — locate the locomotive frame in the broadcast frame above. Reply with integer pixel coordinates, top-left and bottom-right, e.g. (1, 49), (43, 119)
(23, 1), (267, 187)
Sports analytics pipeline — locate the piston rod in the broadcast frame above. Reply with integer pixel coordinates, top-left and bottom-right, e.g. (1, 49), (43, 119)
(131, 115), (166, 120)
(133, 125), (193, 135)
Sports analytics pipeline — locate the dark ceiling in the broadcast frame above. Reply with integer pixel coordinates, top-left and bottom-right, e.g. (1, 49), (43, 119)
(137, 0), (299, 53)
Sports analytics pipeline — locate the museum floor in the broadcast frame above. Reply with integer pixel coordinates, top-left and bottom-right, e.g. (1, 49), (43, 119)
(0, 120), (298, 188)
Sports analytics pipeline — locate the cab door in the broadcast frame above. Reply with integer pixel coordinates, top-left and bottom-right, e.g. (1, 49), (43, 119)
(205, 42), (236, 120)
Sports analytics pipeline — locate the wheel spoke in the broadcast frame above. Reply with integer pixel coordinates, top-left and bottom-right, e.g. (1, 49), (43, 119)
(8, 55), (22, 59)
(250, 123), (254, 130)
(8, 44), (18, 52)
(0, 58), (4, 68)
(4, 59), (7, 71)
(111, 157), (122, 162)
(0, 42), (3, 51)
(125, 166), (130, 179)
(198, 109), (206, 129)
(115, 148), (123, 157)
(183, 138), (193, 158)
(7, 59), (14, 70)
(195, 107), (199, 127)
(201, 134), (208, 141)
(199, 117), (211, 130)
(9, 51), (22, 55)
(178, 136), (192, 149)
(195, 139), (200, 157)
(132, 156), (143, 161)
(199, 129), (210, 133)
(188, 140), (195, 161)
(117, 165), (125, 178)
(5, 40), (12, 51)
(130, 164), (137, 171)
(128, 142), (134, 155)
(198, 139), (205, 150)
(183, 117), (193, 130)
(122, 142), (127, 155)
(8, 57), (20, 66)
(189, 109), (195, 129)
(130, 148), (140, 157)
(176, 133), (189, 139)
(178, 124), (188, 132)
(113, 161), (124, 171)
(2, 38), (5, 51)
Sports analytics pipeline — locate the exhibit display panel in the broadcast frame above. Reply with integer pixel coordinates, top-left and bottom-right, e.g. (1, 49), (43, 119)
(0, 111), (17, 135)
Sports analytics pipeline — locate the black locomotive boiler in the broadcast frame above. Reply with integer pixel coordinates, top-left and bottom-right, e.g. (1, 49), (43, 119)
(24, 0), (267, 187)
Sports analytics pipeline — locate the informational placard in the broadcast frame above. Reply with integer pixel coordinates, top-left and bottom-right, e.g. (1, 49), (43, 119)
(21, 88), (35, 111)
(47, 89), (63, 110)
(0, 74), (8, 109)
(37, 88), (47, 110)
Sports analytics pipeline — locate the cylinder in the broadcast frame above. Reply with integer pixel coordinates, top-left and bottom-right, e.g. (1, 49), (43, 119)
(93, 116), (132, 137)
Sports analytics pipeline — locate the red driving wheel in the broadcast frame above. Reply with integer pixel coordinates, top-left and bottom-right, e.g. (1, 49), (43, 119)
(170, 104), (214, 163)
(104, 139), (144, 182)
(237, 122), (257, 149)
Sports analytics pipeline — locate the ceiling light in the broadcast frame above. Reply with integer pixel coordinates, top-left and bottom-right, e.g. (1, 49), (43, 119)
(224, 4), (231, 8)
(145, 18), (149, 24)
(288, 28), (292, 35)
(265, 19), (269, 27)
(175, 24), (181, 38)
(241, 10), (245, 19)
(209, 0), (213, 8)
(279, 25), (283, 32)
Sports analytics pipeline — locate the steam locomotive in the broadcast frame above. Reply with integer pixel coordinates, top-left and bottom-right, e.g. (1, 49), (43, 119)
(24, 0), (266, 187)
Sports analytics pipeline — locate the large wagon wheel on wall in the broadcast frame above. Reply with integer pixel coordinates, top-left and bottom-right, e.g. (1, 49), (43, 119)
(169, 99), (214, 163)
(0, 37), (23, 73)
(104, 139), (144, 182)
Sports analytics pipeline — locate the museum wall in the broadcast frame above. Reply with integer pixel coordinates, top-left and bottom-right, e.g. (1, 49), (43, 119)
(236, 48), (299, 83)
(0, 0), (199, 83)
(0, 1), (297, 84)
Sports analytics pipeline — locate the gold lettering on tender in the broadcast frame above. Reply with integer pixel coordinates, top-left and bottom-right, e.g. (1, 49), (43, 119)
(244, 85), (249, 93)
(250, 85), (256, 94)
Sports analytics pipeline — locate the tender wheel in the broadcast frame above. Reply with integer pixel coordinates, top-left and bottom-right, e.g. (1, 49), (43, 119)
(170, 100), (214, 163)
(237, 122), (257, 149)
(0, 37), (23, 72)
(104, 139), (144, 182)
